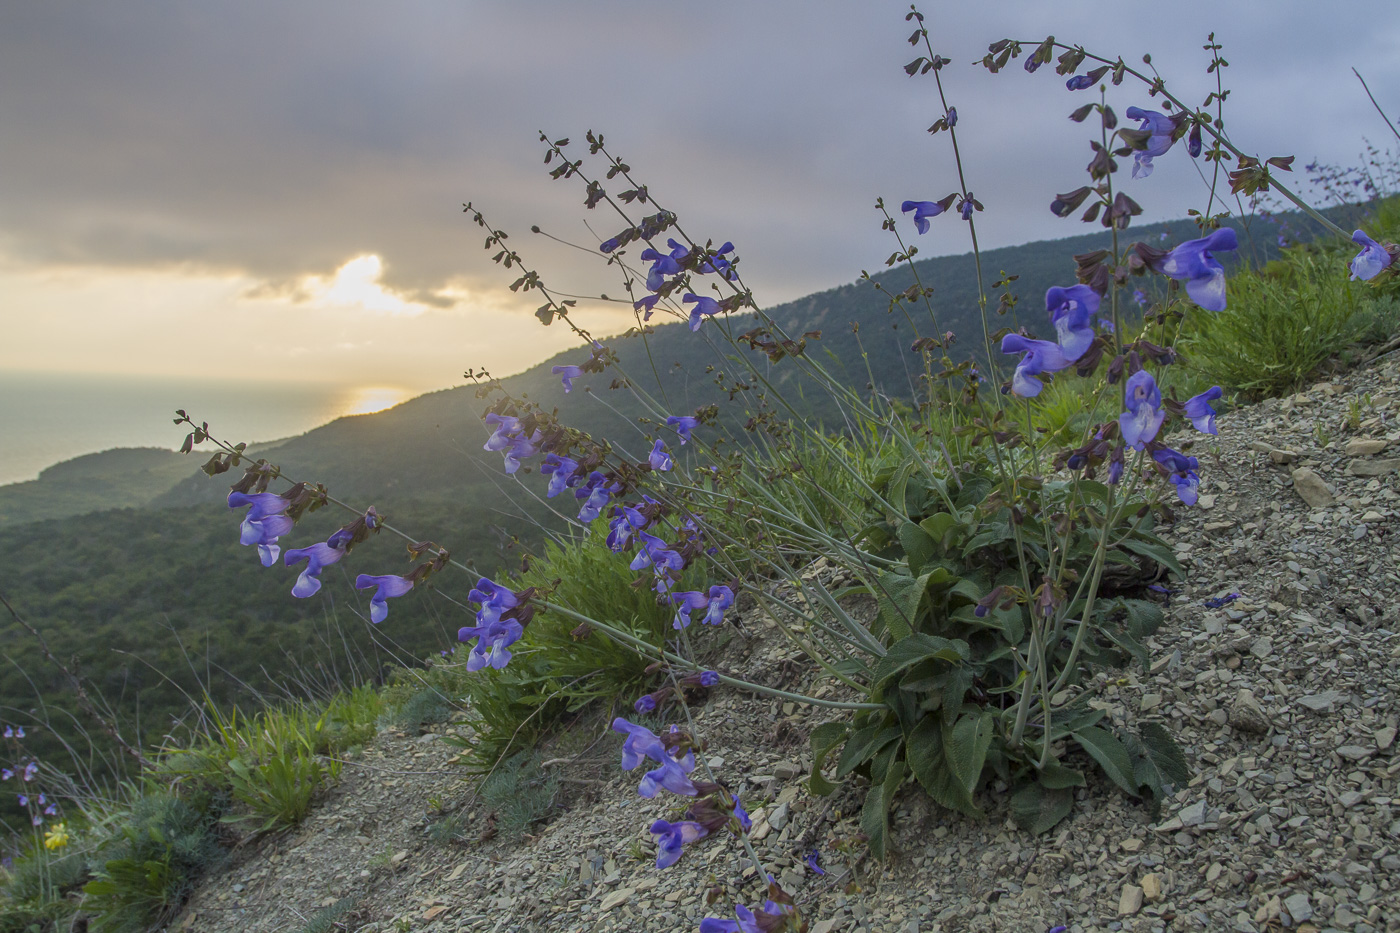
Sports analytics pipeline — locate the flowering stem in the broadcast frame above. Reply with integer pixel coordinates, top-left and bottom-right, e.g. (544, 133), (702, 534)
(664, 644), (775, 897)
(1353, 68), (1400, 147)
(1007, 38), (1350, 241)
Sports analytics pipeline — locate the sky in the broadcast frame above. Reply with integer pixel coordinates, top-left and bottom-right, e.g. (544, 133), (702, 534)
(2, 1), (1397, 403)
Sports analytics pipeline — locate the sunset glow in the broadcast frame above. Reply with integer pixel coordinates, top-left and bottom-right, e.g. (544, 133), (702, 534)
(341, 385), (410, 416)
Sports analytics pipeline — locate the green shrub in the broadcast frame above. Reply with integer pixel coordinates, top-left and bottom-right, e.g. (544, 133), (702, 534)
(0, 842), (87, 933)
(81, 793), (222, 933)
(476, 751), (559, 840)
(447, 532), (695, 771)
(1179, 250), (1399, 398)
(380, 685), (454, 732)
(807, 454), (1189, 850)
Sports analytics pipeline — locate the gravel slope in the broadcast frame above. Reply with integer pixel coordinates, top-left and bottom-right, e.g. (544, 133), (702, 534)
(176, 352), (1400, 933)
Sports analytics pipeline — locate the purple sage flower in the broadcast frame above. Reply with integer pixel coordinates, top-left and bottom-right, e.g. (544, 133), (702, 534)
(468, 577), (519, 625)
(634, 694), (658, 714)
(649, 440), (673, 472)
(683, 293), (722, 331)
(575, 471), (620, 524)
(458, 618), (524, 670)
(1124, 106), (1179, 179)
(1350, 230), (1393, 281)
(1132, 289), (1148, 307)
(669, 584), (733, 629)
(540, 454), (582, 498)
(606, 500), (653, 552)
(649, 818), (708, 869)
(1155, 228), (1239, 312)
(611, 718), (697, 798)
(630, 532), (686, 575)
(699, 670), (720, 687)
(1153, 448), (1201, 505)
(354, 574), (414, 623)
(639, 246), (683, 291)
(666, 415), (700, 444)
(900, 200), (946, 235)
(1184, 386), (1223, 434)
(634, 293), (661, 319)
(228, 491), (295, 567)
(283, 538), (348, 598)
(482, 413), (520, 452)
(700, 901), (793, 933)
(552, 364), (585, 393)
(1119, 371), (1165, 450)
(22, 762), (37, 781)
(1045, 284), (1099, 361)
(1000, 334), (1071, 397)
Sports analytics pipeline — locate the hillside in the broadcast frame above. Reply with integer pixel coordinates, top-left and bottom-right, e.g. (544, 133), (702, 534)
(150, 215), (1275, 514)
(176, 352), (1400, 932)
(0, 448), (194, 527)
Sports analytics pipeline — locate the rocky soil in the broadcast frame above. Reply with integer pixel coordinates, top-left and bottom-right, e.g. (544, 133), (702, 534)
(177, 351), (1400, 933)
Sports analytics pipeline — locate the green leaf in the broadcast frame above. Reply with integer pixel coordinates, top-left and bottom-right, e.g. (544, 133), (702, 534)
(943, 710), (994, 793)
(918, 511), (964, 552)
(1118, 535), (1183, 578)
(1121, 599), (1165, 639)
(898, 522), (937, 576)
(1010, 782), (1074, 834)
(1035, 761), (1086, 790)
(1072, 726), (1139, 795)
(905, 715), (982, 817)
(808, 721), (848, 796)
(859, 754), (907, 860)
(876, 572), (922, 640)
(836, 724), (899, 778)
(872, 634), (968, 687)
(1129, 721), (1190, 798)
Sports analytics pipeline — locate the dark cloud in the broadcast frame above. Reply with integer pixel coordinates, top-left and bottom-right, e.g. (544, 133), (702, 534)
(2, 1), (1396, 310)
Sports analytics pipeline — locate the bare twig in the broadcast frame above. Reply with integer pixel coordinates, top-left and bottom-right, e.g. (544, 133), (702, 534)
(1353, 68), (1400, 146)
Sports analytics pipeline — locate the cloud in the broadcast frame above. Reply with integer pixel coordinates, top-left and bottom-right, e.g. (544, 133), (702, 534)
(298, 254), (429, 316)
(1, 1), (1397, 387)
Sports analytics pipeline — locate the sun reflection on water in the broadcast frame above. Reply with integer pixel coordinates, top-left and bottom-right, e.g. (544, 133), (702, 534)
(342, 385), (410, 416)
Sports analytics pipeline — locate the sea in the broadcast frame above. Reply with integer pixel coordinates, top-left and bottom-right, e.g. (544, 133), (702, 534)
(0, 371), (415, 486)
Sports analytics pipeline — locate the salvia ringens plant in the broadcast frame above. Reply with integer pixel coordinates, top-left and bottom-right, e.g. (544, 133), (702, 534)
(172, 6), (1397, 927)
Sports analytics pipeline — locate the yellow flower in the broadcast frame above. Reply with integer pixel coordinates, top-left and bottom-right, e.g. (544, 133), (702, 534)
(43, 822), (69, 851)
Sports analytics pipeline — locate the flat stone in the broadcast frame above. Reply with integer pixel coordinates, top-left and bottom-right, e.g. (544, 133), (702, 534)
(1340, 791), (1366, 807)
(1345, 438), (1389, 456)
(1141, 873), (1164, 902)
(1297, 691), (1344, 712)
(1361, 510), (1385, 522)
(1348, 457), (1400, 476)
(1249, 636), (1273, 659)
(600, 887), (633, 911)
(1269, 448), (1300, 465)
(1283, 892), (1312, 923)
(1336, 745), (1373, 761)
(1179, 799), (1208, 827)
(1140, 693), (1163, 712)
(1290, 468), (1334, 508)
(1375, 726), (1396, 751)
(1119, 884), (1145, 916)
